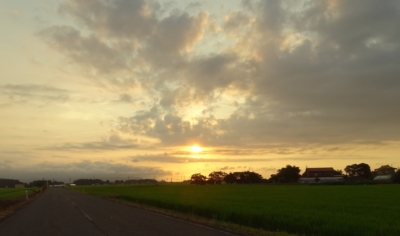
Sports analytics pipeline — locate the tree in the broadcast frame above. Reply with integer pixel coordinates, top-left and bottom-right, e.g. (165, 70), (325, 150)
(0, 178), (23, 188)
(357, 163), (371, 178)
(208, 171), (227, 184)
(206, 178), (215, 185)
(224, 172), (237, 184)
(334, 169), (343, 175)
(344, 164), (358, 177)
(392, 169), (400, 183)
(235, 171), (263, 184)
(345, 163), (371, 178)
(190, 173), (207, 185)
(276, 165), (301, 183)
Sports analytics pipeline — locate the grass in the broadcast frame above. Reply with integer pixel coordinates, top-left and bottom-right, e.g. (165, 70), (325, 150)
(71, 184), (400, 236)
(0, 188), (38, 199)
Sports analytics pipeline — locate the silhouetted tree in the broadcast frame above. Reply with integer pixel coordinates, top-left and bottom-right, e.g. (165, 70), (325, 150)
(28, 180), (51, 188)
(73, 179), (104, 186)
(190, 173), (207, 185)
(392, 169), (400, 183)
(206, 178), (215, 185)
(224, 172), (237, 184)
(345, 164), (358, 177)
(345, 163), (371, 178)
(0, 178), (24, 188)
(276, 165), (301, 183)
(125, 179), (158, 184)
(236, 171), (263, 184)
(334, 169), (343, 175)
(208, 171), (227, 184)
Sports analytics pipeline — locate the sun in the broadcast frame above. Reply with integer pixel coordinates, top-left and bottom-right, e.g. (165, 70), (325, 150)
(190, 145), (203, 153)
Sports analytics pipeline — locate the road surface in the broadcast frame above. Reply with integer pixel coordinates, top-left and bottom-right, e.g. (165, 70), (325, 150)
(0, 188), (237, 236)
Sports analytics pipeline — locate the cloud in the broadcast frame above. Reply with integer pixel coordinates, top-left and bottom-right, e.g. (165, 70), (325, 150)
(40, 0), (211, 91)
(218, 166), (235, 171)
(0, 84), (70, 106)
(0, 160), (171, 181)
(39, 25), (133, 75)
(122, 0), (400, 149)
(130, 153), (275, 163)
(40, 0), (400, 152)
(44, 130), (149, 151)
(113, 93), (135, 104)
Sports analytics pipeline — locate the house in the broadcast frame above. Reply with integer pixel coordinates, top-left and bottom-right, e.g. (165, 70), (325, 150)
(15, 184), (25, 188)
(373, 165), (396, 182)
(299, 167), (344, 183)
(374, 165), (396, 175)
(301, 167), (337, 177)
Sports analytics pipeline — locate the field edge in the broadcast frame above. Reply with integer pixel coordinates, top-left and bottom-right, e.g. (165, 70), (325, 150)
(68, 187), (298, 236)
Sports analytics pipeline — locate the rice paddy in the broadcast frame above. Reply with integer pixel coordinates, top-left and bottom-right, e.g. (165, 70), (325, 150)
(71, 184), (400, 236)
(0, 188), (38, 200)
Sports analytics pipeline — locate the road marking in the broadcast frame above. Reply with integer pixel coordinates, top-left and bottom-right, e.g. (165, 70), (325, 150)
(79, 210), (93, 221)
(67, 198), (93, 222)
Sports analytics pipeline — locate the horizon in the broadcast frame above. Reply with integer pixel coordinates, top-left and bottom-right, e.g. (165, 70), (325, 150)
(1, 0), (400, 182)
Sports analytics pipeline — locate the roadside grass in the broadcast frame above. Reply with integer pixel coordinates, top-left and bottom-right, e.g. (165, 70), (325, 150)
(0, 188), (39, 200)
(70, 184), (400, 236)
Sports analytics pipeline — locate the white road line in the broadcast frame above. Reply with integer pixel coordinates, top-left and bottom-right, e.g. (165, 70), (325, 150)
(79, 210), (93, 221)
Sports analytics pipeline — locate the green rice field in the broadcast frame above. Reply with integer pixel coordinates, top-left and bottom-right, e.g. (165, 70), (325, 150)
(71, 184), (400, 236)
(0, 188), (38, 199)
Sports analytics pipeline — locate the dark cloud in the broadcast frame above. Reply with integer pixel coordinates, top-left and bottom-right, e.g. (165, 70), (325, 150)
(58, 0), (158, 39)
(41, 0), (400, 151)
(39, 25), (132, 75)
(160, 1), (400, 147)
(40, 0), (210, 91)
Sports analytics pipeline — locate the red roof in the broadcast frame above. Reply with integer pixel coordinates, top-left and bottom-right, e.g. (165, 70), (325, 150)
(305, 167), (335, 172)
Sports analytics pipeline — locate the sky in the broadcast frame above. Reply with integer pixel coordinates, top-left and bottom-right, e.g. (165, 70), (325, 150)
(1, 0), (400, 183)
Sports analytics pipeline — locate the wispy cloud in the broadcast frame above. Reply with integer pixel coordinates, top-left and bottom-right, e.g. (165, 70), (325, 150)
(0, 84), (70, 106)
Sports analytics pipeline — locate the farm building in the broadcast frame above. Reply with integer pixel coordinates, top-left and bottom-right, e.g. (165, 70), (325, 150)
(373, 175), (392, 181)
(301, 167), (337, 177)
(299, 167), (344, 183)
(373, 165), (396, 182)
(374, 165), (396, 175)
(298, 176), (344, 184)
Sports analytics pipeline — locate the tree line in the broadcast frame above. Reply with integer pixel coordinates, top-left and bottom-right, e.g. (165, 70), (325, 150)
(73, 178), (158, 185)
(190, 171), (264, 185)
(0, 178), (23, 188)
(191, 163), (400, 185)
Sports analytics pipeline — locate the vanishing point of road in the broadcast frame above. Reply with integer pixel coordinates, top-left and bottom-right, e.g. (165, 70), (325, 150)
(0, 188), (237, 236)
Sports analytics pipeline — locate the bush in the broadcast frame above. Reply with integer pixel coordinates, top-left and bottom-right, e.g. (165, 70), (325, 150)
(392, 169), (400, 183)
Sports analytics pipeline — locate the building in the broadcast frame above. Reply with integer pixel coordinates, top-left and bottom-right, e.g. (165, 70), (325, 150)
(301, 167), (337, 177)
(374, 165), (396, 175)
(373, 165), (397, 182)
(15, 184), (25, 188)
(299, 167), (343, 184)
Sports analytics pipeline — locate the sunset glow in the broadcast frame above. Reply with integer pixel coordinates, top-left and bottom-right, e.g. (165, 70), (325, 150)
(1, 0), (399, 183)
(190, 145), (203, 153)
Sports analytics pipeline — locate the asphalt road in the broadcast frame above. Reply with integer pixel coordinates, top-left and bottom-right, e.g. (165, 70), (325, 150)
(0, 188), (236, 236)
